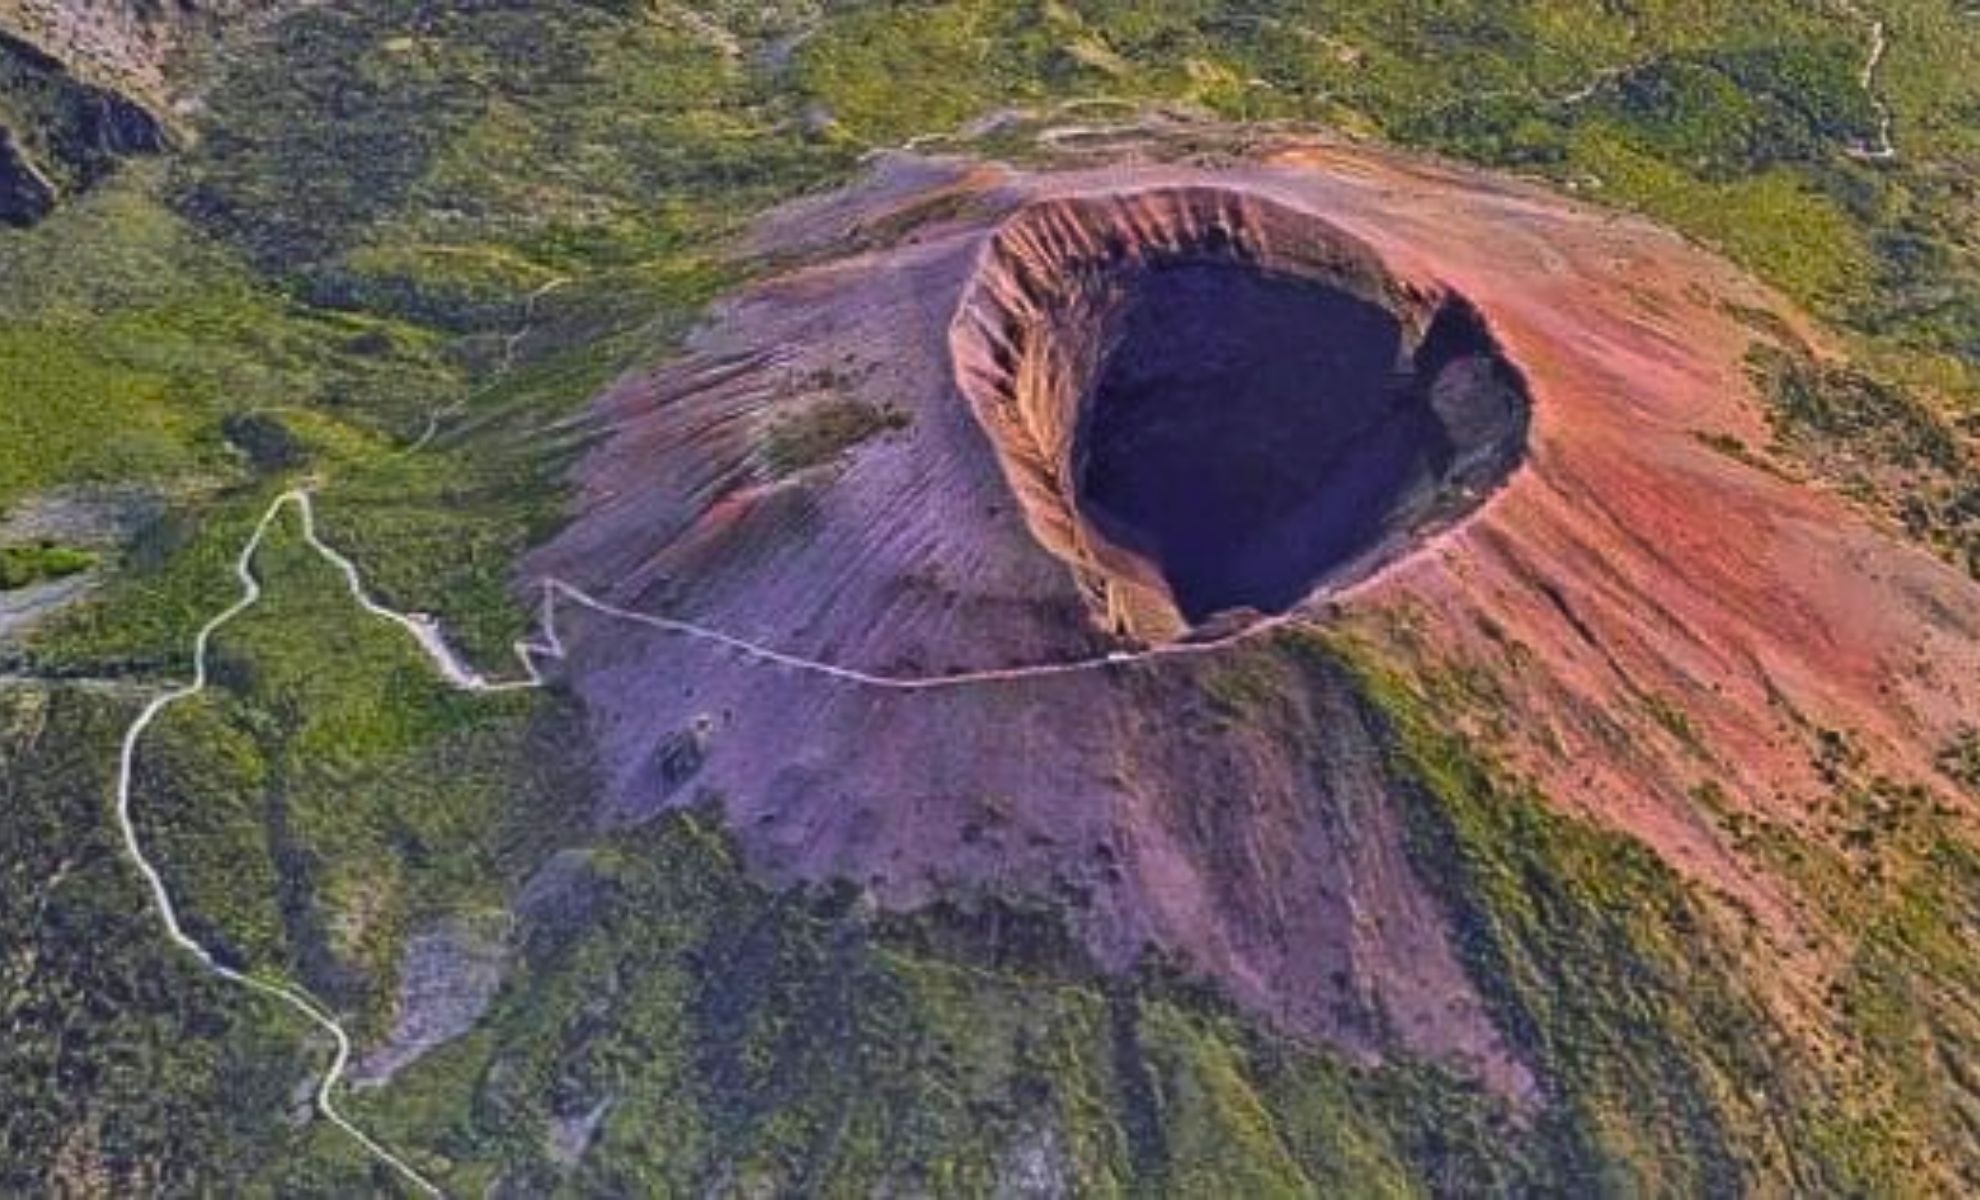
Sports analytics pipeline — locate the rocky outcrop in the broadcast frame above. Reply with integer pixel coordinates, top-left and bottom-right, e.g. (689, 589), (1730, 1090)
(0, 25), (165, 225)
(352, 915), (508, 1088)
(0, 1), (279, 110)
(0, 485), (161, 645)
(0, 1), (292, 225)
(0, 124), (53, 222)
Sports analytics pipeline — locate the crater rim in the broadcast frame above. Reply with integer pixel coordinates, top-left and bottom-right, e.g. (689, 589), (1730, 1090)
(949, 184), (1532, 643)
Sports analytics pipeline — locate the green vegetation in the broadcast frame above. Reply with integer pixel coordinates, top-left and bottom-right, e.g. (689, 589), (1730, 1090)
(130, 505), (556, 1018)
(326, 798), (1542, 1194)
(1755, 343), (1963, 471)
(0, 165), (459, 516)
(0, 684), (365, 1193)
(6, 0), (1980, 1191)
(1642, 690), (1708, 756)
(1325, 632), (1980, 1192)
(761, 396), (910, 477)
(1750, 343), (1979, 577)
(1323, 638), (1788, 1190)
(0, 540), (93, 589)
(795, 1), (1980, 375)
(1942, 729), (1980, 795)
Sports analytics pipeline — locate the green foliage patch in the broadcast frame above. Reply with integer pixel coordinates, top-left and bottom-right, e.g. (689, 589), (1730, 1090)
(761, 397), (911, 477)
(0, 539), (94, 589)
(0, 683), (371, 1193)
(1750, 342), (1980, 577)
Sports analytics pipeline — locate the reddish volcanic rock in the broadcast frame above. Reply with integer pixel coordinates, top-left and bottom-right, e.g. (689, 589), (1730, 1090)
(524, 136), (1980, 1095)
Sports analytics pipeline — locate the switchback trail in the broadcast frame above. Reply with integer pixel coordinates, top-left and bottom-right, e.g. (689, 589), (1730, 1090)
(114, 495), (451, 1197)
(1840, 0), (1899, 161)
(116, 486), (1324, 1192)
(404, 275), (570, 456)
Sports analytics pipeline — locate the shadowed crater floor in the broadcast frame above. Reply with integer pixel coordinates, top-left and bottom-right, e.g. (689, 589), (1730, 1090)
(952, 188), (1534, 638)
(1080, 267), (1529, 621)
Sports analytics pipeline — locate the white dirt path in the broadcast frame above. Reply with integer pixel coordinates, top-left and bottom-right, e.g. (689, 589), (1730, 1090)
(115, 484), (1326, 1193)
(114, 495), (449, 1197)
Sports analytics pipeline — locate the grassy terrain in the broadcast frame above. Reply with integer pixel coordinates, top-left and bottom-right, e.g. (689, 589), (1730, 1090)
(761, 395), (912, 477)
(0, 540), (93, 589)
(795, 0), (1980, 370)
(4, 0), (1980, 1191)
(1749, 342), (1980, 577)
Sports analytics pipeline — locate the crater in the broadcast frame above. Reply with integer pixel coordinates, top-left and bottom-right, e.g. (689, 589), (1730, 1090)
(951, 187), (1531, 639)
(535, 147), (1977, 1094)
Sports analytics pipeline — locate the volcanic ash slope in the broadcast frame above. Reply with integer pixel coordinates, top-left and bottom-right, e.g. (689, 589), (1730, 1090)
(526, 141), (1980, 1097)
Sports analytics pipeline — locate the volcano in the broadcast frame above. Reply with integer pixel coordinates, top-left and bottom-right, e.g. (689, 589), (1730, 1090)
(525, 136), (1980, 1096)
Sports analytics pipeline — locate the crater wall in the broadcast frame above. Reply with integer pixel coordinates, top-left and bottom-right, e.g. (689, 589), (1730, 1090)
(950, 187), (1528, 638)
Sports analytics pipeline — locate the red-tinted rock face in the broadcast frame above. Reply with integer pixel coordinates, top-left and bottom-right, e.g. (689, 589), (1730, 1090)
(525, 139), (1980, 1096)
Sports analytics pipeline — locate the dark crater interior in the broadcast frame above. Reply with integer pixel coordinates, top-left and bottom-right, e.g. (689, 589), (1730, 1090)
(1074, 261), (1530, 622)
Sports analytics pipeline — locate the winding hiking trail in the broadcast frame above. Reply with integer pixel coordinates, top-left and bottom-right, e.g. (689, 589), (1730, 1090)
(116, 490), (570, 1194)
(1842, 0), (1899, 161)
(404, 275), (570, 456)
(1558, 5), (1899, 163)
(544, 578), (1316, 688)
(115, 495), (453, 1197)
(113, 275), (571, 1193)
(115, 482), (1328, 1191)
